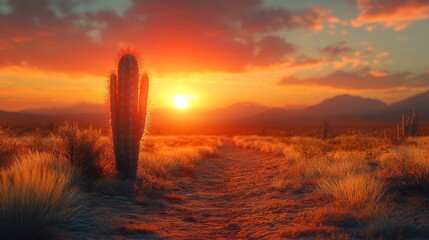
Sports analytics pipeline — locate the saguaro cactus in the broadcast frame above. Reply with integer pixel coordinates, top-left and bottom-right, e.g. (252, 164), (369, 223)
(322, 117), (329, 139)
(400, 108), (418, 138)
(110, 54), (149, 180)
(411, 108), (418, 137)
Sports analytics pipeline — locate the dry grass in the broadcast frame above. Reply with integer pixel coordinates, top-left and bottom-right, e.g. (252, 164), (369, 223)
(318, 174), (386, 212)
(377, 146), (429, 193)
(95, 135), (224, 195)
(0, 152), (81, 239)
(55, 122), (105, 179)
(137, 136), (223, 191)
(0, 130), (23, 168)
(234, 135), (427, 239)
(1, 126), (427, 238)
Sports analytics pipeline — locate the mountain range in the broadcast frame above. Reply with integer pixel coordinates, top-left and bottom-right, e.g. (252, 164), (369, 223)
(1, 90), (429, 132)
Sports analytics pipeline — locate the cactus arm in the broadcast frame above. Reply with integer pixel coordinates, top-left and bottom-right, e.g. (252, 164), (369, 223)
(138, 73), (149, 138)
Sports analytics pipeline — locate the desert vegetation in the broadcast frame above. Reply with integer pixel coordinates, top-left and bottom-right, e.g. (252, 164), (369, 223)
(0, 124), (224, 239)
(233, 135), (429, 238)
(2, 123), (429, 238)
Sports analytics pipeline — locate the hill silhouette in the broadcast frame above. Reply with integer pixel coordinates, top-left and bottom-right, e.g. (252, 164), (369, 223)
(1, 91), (428, 131)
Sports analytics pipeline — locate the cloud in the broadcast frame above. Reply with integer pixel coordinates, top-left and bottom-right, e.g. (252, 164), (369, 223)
(369, 70), (388, 77)
(289, 55), (325, 67)
(0, 0), (337, 74)
(319, 41), (352, 58)
(278, 69), (429, 90)
(352, 0), (429, 30)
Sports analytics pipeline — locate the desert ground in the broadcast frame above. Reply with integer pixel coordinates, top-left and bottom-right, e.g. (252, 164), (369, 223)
(1, 124), (429, 239)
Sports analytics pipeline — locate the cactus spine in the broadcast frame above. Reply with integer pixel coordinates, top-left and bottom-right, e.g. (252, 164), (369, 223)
(110, 54), (149, 180)
(322, 117), (329, 139)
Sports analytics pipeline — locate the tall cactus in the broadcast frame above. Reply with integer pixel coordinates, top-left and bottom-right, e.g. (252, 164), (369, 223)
(411, 107), (418, 137)
(110, 54), (149, 180)
(400, 108), (418, 138)
(322, 117), (329, 139)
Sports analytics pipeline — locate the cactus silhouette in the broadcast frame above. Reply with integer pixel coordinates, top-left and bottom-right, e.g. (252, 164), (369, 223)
(110, 54), (149, 180)
(322, 117), (329, 139)
(400, 108), (418, 138)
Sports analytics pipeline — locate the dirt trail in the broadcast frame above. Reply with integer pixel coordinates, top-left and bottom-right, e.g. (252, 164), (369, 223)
(85, 142), (309, 239)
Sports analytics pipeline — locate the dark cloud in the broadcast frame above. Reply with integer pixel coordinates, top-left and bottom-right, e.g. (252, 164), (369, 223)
(319, 41), (352, 58)
(289, 55), (325, 67)
(278, 70), (429, 90)
(0, 0), (337, 74)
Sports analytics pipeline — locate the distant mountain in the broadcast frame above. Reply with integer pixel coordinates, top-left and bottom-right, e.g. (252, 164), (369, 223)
(303, 95), (387, 116)
(0, 110), (51, 125)
(2, 91), (429, 131)
(283, 104), (307, 110)
(390, 90), (429, 112)
(21, 102), (105, 116)
(378, 90), (429, 119)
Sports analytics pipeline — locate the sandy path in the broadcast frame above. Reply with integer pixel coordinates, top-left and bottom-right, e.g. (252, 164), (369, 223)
(83, 142), (308, 239)
(149, 142), (286, 239)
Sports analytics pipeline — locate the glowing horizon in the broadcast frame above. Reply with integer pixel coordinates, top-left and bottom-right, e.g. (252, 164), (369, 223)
(0, 0), (428, 111)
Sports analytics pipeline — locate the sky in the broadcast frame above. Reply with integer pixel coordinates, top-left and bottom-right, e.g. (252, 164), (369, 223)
(0, 0), (428, 111)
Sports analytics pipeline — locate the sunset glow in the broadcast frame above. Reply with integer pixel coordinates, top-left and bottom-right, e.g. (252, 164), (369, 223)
(1, 2), (429, 239)
(0, 0), (428, 111)
(173, 95), (189, 109)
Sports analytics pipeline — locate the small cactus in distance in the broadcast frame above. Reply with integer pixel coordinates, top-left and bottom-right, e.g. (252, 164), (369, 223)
(410, 107), (418, 136)
(322, 117), (329, 139)
(400, 108), (418, 138)
(110, 54), (149, 180)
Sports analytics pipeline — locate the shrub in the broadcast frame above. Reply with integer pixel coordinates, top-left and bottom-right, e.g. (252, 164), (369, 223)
(0, 129), (23, 168)
(318, 174), (387, 212)
(377, 147), (429, 193)
(56, 122), (104, 179)
(0, 136), (21, 169)
(0, 152), (80, 239)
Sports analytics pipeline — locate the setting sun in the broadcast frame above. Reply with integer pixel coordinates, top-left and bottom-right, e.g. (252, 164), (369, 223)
(173, 95), (189, 109)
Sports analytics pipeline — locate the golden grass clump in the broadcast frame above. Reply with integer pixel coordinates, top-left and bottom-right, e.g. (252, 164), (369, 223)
(377, 146), (429, 193)
(318, 174), (386, 211)
(0, 152), (80, 239)
(0, 136), (22, 168)
(56, 122), (105, 179)
(138, 137), (222, 191)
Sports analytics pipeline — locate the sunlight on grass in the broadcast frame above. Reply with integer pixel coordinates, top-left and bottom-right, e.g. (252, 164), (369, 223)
(233, 135), (425, 239)
(0, 152), (80, 239)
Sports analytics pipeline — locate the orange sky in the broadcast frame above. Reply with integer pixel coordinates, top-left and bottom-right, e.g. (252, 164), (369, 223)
(0, 0), (429, 111)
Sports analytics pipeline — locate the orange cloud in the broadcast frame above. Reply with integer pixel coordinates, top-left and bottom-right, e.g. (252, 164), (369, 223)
(278, 70), (429, 90)
(369, 70), (388, 77)
(377, 52), (390, 58)
(0, 0), (338, 75)
(353, 0), (429, 30)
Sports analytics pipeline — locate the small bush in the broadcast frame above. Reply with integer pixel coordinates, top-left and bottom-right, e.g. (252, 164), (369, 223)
(0, 152), (80, 239)
(0, 135), (22, 168)
(318, 174), (386, 212)
(56, 122), (104, 179)
(377, 147), (429, 193)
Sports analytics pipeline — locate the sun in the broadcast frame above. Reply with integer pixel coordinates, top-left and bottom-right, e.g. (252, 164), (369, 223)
(173, 95), (189, 109)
